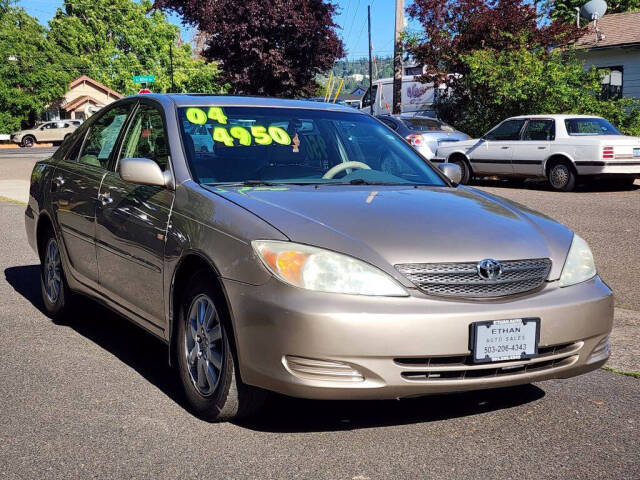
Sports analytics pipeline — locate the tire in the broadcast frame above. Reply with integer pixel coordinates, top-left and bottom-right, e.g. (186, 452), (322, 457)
(176, 270), (266, 421)
(547, 162), (576, 192)
(21, 135), (35, 148)
(40, 232), (73, 319)
(450, 156), (471, 184)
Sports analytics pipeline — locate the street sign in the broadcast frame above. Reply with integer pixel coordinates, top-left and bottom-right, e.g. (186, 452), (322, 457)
(133, 75), (155, 84)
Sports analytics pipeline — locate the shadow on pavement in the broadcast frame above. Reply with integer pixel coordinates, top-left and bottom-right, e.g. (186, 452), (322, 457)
(4, 264), (189, 413)
(238, 383), (545, 433)
(472, 178), (639, 193)
(6, 264), (546, 432)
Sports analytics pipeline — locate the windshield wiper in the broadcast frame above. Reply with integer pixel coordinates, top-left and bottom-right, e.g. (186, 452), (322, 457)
(211, 180), (280, 187)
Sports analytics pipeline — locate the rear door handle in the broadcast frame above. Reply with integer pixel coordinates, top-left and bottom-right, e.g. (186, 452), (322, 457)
(98, 192), (113, 206)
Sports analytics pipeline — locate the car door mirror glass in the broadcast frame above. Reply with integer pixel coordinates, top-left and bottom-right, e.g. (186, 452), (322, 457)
(438, 162), (462, 186)
(119, 157), (171, 188)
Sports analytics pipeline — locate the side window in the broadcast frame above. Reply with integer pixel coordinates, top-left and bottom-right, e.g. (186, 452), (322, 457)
(78, 105), (131, 169)
(522, 120), (555, 141)
(118, 104), (169, 171)
(485, 120), (526, 141)
(361, 85), (378, 108)
(379, 118), (398, 130)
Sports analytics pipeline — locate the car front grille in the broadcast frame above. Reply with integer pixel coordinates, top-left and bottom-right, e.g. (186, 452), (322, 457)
(395, 258), (552, 298)
(396, 342), (582, 381)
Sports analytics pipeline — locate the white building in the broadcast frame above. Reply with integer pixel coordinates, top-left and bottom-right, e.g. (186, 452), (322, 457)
(574, 11), (640, 101)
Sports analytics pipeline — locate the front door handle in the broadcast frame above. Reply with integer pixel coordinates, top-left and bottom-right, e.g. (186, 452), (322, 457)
(501, 146), (509, 149)
(53, 176), (65, 188)
(98, 192), (113, 206)
(537, 146), (547, 149)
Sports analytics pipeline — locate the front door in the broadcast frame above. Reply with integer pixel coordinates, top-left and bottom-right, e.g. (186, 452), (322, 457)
(50, 104), (132, 288)
(471, 119), (527, 175)
(95, 102), (174, 328)
(513, 119), (555, 177)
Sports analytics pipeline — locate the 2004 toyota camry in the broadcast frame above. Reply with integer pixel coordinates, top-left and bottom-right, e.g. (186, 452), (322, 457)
(25, 95), (613, 421)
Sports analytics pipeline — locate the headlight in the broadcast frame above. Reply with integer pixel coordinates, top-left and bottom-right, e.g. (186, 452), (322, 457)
(559, 234), (596, 287)
(252, 240), (408, 296)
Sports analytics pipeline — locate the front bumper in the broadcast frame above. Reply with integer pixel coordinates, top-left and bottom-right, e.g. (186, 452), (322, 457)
(223, 276), (613, 400)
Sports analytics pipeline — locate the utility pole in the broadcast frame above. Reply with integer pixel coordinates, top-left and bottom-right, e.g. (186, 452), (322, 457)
(392, 0), (404, 115)
(368, 5), (373, 115)
(169, 41), (175, 93)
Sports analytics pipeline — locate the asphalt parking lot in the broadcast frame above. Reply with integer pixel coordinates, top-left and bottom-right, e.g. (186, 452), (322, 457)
(0, 149), (638, 479)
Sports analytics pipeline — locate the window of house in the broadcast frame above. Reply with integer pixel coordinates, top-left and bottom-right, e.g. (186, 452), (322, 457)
(598, 66), (623, 100)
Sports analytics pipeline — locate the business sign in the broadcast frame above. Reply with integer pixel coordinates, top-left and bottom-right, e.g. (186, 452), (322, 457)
(133, 75), (155, 84)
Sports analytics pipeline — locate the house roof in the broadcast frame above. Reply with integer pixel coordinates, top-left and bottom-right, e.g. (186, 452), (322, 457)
(69, 75), (123, 99)
(63, 95), (104, 112)
(575, 11), (640, 49)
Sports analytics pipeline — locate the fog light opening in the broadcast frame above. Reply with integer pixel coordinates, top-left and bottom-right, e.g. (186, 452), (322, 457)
(284, 356), (365, 382)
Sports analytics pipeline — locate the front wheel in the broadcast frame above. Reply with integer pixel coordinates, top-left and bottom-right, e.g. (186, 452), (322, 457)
(547, 163), (576, 192)
(450, 157), (471, 184)
(40, 234), (73, 319)
(176, 271), (266, 421)
(21, 135), (35, 148)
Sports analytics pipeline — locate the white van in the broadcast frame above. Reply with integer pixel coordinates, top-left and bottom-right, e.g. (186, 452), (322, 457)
(360, 76), (436, 116)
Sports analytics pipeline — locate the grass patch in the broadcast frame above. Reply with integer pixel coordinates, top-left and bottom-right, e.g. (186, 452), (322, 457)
(0, 195), (26, 205)
(602, 366), (640, 379)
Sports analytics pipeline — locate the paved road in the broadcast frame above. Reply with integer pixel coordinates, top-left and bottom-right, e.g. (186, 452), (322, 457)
(0, 155), (638, 479)
(0, 148), (56, 203)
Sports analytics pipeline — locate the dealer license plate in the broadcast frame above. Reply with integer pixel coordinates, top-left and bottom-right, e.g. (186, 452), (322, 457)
(471, 318), (539, 363)
(633, 148), (640, 157)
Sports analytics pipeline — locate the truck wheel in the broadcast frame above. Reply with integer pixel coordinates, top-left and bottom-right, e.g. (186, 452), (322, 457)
(21, 135), (35, 148)
(547, 162), (576, 192)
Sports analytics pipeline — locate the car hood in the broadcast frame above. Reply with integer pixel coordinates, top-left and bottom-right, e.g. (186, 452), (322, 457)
(205, 184), (573, 283)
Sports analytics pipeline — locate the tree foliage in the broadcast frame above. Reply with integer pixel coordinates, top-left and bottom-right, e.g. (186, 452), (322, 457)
(406, 0), (582, 83)
(154, 0), (345, 97)
(546, 0), (640, 25)
(437, 47), (640, 137)
(0, 1), (71, 132)
(48, 0), (225, 95)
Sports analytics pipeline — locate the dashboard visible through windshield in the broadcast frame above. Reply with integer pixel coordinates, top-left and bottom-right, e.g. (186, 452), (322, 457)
(177, 106), (446, 186)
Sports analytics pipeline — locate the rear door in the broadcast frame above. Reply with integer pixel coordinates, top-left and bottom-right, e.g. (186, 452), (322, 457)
(50, 103), (133, 288)
(471, 119), (526, 175)
(95, 100), (175, 329)
(514, 119), (555, 176)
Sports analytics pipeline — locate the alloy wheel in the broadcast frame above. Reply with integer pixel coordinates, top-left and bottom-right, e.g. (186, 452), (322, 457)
(43, 238), (62, 304)
(184, 294), (224, 396)
(550, 164), (570, 189)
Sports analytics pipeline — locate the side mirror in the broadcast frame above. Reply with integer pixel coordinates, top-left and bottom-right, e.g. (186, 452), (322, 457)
(438, 162), (462, 186)
(119, 157), (173, 188)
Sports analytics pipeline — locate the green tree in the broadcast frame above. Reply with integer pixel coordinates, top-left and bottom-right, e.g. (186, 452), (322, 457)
(48, 0), (225, 95)
(546, 0), (639, 24)
(437, 47), (640, 137)
(0, 1), (71, 132)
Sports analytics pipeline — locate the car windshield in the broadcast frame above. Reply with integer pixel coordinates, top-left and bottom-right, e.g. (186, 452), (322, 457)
(401, 117), (454, 132)
(177, 106), (447, 186)
(565, 118), (621, 136)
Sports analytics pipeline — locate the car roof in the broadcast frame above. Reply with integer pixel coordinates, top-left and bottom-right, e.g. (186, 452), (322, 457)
(506, 114), (604, 120)
(133, 94), (363, 113)
(378, 114), (440, 121)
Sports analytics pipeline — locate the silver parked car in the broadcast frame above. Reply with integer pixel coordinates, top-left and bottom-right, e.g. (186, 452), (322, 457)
(26, 95), (612, 421)
(377, 115), (470, 160)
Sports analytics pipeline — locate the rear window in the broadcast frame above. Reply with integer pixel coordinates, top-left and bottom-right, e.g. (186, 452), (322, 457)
(402, 118), (454, 132)
(564, 118), (621, 136)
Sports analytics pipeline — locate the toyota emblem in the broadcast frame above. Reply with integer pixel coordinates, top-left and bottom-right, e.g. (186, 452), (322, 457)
(477, 259), (503, 281)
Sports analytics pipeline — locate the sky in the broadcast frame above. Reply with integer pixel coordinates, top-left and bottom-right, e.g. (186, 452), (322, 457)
(18, 0), (416, 61)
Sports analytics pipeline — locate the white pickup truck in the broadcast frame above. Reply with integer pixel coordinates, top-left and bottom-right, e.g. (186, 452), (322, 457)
(434, 115), (640, 191)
